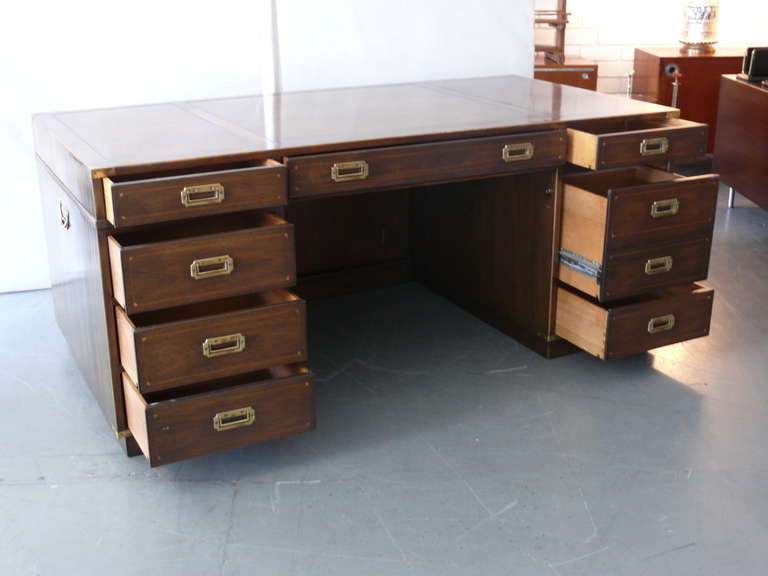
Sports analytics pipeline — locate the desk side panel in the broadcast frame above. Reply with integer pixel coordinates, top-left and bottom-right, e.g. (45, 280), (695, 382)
(37, 160), (129, 440)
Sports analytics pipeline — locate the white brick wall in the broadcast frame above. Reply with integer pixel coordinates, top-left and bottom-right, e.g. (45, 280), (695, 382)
(535, 0), (768, 95)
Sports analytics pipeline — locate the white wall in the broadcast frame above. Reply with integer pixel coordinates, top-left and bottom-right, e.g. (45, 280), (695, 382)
(276, 0), (533, 91)
(1, 0), (533, 293)
(535, 0), (768, 94)
(0, 0), (266, 293)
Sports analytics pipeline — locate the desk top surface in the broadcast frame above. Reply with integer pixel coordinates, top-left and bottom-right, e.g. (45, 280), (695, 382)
(35, 74), (675, 175)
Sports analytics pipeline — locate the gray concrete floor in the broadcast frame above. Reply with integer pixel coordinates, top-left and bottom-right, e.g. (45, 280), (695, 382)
(1, 185), (767, 576)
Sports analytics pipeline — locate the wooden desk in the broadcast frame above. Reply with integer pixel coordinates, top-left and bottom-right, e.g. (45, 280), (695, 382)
(632, 46), (745, 152)
(714, 75), (768, 210)
(35, 75), (717, 466)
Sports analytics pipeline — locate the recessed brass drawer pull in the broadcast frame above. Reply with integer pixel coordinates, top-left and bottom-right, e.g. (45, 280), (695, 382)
(331, 160), (369, 182)
(647, 314), (676, 334)
(650, 197), (680, 218)
(502, 142), (534, 162)
(212, 406), (255, 432)
(639, 136), (669, 156)
(190, 255), (234, 279)
(644, 255), (673, 275)
(202, 333), (246, 358)
(180, 183), (225, 207)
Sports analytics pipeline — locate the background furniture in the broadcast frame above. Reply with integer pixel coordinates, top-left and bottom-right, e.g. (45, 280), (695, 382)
(714, 75), (768, 209)
(632, 46), (744, 152)
(534, 55), (598, 90)
(535, 0), (569, 64)
(35, 76), (716, 466)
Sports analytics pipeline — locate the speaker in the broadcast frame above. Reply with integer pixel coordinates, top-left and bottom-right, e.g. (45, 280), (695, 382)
(741, 47), (768, 81)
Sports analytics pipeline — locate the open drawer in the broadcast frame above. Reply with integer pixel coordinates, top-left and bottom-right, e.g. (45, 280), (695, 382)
(123, 364), (314, 466)
(559, 166), (718, 301)
(108, 212), (295, 314)
(103, 160), (286, 228)
(567, 117), (707, 169)
(555, 283), (714, 360)
(116, 290), (307, 393)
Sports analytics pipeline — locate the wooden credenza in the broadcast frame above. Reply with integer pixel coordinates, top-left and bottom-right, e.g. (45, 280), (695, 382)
(534, 56), (598, 90)
(714, 75), (768, 210)
(35, 75), (717, 466)
(632, 46), (744, 152)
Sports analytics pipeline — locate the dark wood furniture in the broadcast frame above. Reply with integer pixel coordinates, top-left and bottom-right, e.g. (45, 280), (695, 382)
(632, 46), (745, 153)
(35, 75), (717, 466)
(534, 56), (598, 90)
(714, 75), (768, 210)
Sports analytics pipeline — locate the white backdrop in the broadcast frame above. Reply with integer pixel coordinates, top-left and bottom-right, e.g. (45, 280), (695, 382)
(0, 0), (534, 293)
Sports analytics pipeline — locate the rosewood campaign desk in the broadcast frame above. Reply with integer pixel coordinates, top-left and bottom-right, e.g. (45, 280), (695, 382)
(34, 75), (717, 466)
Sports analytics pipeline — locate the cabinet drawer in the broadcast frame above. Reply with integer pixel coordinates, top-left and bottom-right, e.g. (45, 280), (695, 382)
(555, 284), (713, 359)
(559, 167), (717, 301)
(104, 160), (286, 228)
(567, 117), (707, 169)
(123, 365), (314, 467)
(116, 290), (306, 393)
(287, 130), (566, 198)
(108, 213), (295, 314)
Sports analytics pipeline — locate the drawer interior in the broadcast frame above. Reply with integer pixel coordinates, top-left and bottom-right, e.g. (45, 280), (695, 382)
(570, 116), (701, 137)
(124, 288), (301, 327)
(138, 362), (310, 403)
(110, 211), (287, 247)
(103, 158), (279, 184)
(562, 166), (680, 196)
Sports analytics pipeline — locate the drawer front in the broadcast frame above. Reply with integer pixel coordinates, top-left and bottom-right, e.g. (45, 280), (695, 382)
(601, 237), (711, 301)
(567, 119), (707, 169)
(605, 285), (714, 359)
(104, 162), (286, 228)
(116, 296), (307, 393)
(555, 284), (714, 359)
(123, 369), (314, 467)
(287, 131), (566, 198)
(607, 175), (718, 250)
(109, 223), (295, 314)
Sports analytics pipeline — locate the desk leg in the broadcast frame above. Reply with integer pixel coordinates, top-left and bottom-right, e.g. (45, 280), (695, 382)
(728, 186), (736, 208)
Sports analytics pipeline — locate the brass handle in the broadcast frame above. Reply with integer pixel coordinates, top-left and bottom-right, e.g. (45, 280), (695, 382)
(190, 255), (234, 280)
(59, 201), (70, 230)
(202, 333), (246, 358)
(644, 256), (673, 275)
(502, 142), (534, 162)
(651, 198), (679, 218)
(647, 314), (676, 334)
(640, 137), (669, 156)
(181, 183), (225, 207)
(213, 407), (255, 432)
(331, 160), (369, 182)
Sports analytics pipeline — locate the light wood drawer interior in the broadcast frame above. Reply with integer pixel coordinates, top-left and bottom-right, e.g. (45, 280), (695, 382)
(567, 117), (707, 169)
(555, 283), (714, 359)
(104, 160), (286, 228)
(124, 364), (314, 467)
(108, 212), (296, 314)
(116, 289), (307, 393)
(287, 130), (566, 198)
(559, 166), (717, 301)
